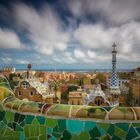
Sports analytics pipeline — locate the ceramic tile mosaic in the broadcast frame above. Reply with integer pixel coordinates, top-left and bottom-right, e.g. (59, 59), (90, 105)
(0, 107), (140, 140)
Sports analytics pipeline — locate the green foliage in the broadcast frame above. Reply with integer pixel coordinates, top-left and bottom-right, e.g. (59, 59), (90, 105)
(94, 73), (106, 84)
(61, 85), (78, 100)
(9, 80), (19, 90)
(9, 73), (16, 80)
(125, 87), (136, 107)
(0, 77), (7, 83)
(68, 85), (78, 91)
(61, 90), (69, 100)
(51, 80), (61, 91)
(118, 72), (130, 79)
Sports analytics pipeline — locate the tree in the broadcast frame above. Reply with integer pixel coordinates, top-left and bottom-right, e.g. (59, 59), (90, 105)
(61, 90), (69, 100)
(125, 87), (136, 106)
(68, 85), (78, 91)
(9, 80), (18, 90)
(51, 80), (61, 100)
(118, 72), (130, 79)
(8, 73), (19, 90)
(95, 73), (106, 84)
(61, 85), (78, 100)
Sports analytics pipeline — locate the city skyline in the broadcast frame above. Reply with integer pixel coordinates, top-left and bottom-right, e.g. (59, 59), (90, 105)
(0, 0), (140, 69)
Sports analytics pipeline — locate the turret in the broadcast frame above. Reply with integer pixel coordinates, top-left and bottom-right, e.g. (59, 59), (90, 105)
(109, 43), (121, 95)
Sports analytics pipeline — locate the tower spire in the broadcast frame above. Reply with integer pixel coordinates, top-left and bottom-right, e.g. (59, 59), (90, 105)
(109, 43), (120, 95)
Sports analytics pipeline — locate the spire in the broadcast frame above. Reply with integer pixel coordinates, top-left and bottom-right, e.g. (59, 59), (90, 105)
(109, 43), (120, 95)
(112, 42), (116, 51)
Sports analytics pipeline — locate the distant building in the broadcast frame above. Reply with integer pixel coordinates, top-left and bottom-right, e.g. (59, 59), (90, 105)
(21, 64), (35, 78)
(34, 71), (47, 82)
(131, 67), (140, 105)
(2, 66), (16, 78)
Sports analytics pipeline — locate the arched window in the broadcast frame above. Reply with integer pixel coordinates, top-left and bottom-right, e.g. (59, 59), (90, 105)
(30, 91), (33, 96)
(97, 100), (100, 106)
(18, 91), (22, 96)
(95, 100), (97, 105)
(100, 100), (103, 105)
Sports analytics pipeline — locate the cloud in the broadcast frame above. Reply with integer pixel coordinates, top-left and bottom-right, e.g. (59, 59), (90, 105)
(14, 3), (70, 55)
(0, 57), (13, 64)
(87, 50), (97, 59)
(74, 49), (85, 58)
(15, 59), (29, 64)
(73, 49), (95, 63)
(0, 56), (29, 65)
(67, 0), (140, 25)
(0, 28), (24, 49)
(63, 52), (77, 64)
(52, 52), (77, 64)
(0, 1), (140, 68)
(74, 21), (140, 60)
(74, 23), (111, 50)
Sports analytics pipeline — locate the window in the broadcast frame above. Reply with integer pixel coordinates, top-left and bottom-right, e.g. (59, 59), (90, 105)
(30, 91), (33, 96)
(95, 100), (97, 105)
(100, 100), (103, 105)
(18, 91), (22, 96)
(23, 82), (29, 89)
(97, 100), (100, 106)
(78, 100), (80, 105)
(72, 100), (74, 105)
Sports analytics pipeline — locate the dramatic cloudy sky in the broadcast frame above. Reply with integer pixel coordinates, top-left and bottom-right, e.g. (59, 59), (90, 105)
(0, 0), (140, 70)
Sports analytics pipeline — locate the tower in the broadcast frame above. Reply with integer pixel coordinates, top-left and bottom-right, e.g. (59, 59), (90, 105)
(27, 64), (32, 79)
(109, 43), (121, 96)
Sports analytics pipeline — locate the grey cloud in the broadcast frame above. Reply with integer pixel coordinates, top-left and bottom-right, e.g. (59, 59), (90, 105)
(67, 0), (140, 25)
(13, 3), (70, 55)
(0, 28), (24, 49)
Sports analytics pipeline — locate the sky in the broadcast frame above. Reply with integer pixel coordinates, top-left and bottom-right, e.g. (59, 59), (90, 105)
(0, 0), (140, 70)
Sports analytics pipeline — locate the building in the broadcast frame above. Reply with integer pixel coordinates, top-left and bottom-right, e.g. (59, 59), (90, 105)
(1, 67), (16, 78)
(131, 67), (140, 105)
(68, 43), (121, 107)
(14, 64), (54, 104)
(85, 79), (111, 106)
(68, 88), (87, 105)
(14, 78), (54, 104)
(85, 43), (121, 107)
(21, 64), (36, 79)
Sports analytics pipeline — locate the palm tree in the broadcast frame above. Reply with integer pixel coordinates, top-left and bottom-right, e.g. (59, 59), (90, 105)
(51, 80), (61, 102)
